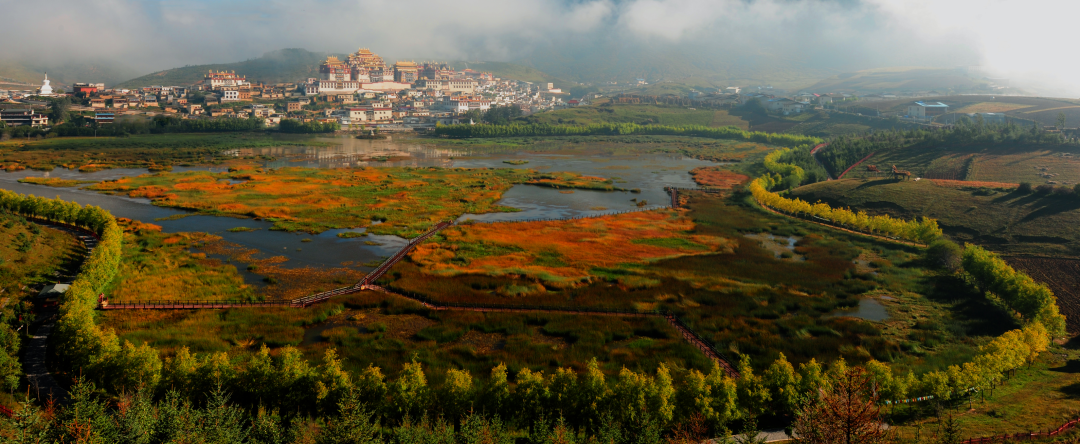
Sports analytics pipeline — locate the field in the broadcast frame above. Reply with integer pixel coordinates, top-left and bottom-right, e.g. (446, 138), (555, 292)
(790, 178), (1080, 256)
(16, 177), (96, 187)
(100, 291), (712, 378)
(383, 191), (1006, 370)
(0, 212), (80, 295)
(87, 166), (617, 236)
(428, 135), (776, 163)
(0, 133), (329, 171)
(856, 143), (1080, 184)
(521, 103), (751, 129)
(1005, 257), (1080, 334)
(842, 95), (1080, 127)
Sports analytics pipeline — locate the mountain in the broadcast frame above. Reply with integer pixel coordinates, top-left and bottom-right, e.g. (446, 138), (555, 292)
(115, 48), (342, 88)
(0, 60), (43, 87)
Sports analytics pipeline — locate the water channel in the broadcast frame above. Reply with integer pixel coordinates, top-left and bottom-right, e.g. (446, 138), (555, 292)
(0, 135), (717, 270)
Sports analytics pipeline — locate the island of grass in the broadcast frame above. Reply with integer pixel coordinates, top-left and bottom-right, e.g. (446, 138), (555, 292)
(87, 166), (622, 237)
(0, 133), (333, 172)
(16, 177), (98, 187)
(427, 135), (777, 163)
(0, 212), (82, 293)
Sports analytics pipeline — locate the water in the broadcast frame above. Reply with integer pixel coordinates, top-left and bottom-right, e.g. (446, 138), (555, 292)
(1, 135), (721, 267)
(827, 298), (890, 322)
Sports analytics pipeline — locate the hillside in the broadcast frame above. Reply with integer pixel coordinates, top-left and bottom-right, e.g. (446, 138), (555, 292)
(834, 95), (1080, 128)
(116, 48), (340, 88)
(520, 102), (751, 128)
(0, 59), (139, 89)
(790, 178), (1080, 256)
(804, 67), (996, 94)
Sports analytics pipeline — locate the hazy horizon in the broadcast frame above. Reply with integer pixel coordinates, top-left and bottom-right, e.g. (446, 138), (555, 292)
(2, 0), (1075, 95)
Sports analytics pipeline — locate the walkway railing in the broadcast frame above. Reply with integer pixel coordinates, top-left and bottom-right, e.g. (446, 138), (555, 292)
(961, 416), (1080, 443)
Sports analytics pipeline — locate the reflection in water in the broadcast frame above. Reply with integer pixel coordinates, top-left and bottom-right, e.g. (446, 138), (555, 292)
(1, 135), (723, 267)
(827, 298), (890, 322)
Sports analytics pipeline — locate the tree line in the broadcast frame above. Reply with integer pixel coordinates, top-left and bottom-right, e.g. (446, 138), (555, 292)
(750, 149), (943, 245)
(961, 244), (1067, 336)
(279, 119), (341, 134)
(433, 123), (823, 148)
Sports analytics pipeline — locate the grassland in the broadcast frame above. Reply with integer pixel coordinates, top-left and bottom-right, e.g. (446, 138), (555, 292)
(890, 348), (1080, 440)
(99, 290), (712, 378)
(843, 95), (1080, 127)
(16, 177), (97, 187)
(851, 143), (1080, 184)
(104, 219), (255, 303)
(521, 103), (751, 129)
(383, 191), (1006, 370)
(409, 209), (737, 291)
(429, 135), (775, 163)
(689, 167), (750, 188)
(0, 133), (330, 172)
(87, 166), (618, 236)
(790, 178), (1080, 257)
(0, 212), (81, 295)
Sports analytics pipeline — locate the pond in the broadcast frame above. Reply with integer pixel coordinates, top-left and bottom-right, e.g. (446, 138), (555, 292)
(826, 298), (890, 322)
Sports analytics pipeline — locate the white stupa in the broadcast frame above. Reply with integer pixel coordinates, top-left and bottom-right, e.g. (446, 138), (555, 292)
(38, 72), (53, 96)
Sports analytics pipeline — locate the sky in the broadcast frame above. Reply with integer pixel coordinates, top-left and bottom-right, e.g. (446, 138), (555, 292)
(2, 0), (1076, 95)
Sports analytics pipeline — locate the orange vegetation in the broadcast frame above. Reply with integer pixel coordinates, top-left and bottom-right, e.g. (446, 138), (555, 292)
(689, 167), (750, 189)
(410, 209), (735, 287)
(89, 167), (614, 236)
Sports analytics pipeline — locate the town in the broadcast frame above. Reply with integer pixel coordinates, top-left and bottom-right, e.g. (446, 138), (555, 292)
(0, 46), (1020, 134)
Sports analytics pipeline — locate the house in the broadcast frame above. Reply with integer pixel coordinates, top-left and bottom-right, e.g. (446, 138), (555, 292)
(248, 104), (272, 118)
(221, 90), (240, 102)
(142, 95), (159, 107)
(0, 108), (48, 126)
(185, 104), (204, 115)
(287, 101), (305, 112)
(38, 284), (70, 299)
(782, 102), (806, 115)
(90, 98), (107, 109)
(112, 98), (129, 109)
(907, 101), (949, 121)
(94, 112), (115, 124)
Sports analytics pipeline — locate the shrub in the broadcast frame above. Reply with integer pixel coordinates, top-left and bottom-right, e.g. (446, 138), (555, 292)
(1052, 186), (1074, 197)
(1035, 184), (1054, 194)
(925, 239), (963, 272)
(1017, 182), (1033, 193)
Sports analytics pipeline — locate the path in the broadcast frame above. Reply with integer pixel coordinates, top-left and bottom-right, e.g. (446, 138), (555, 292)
(809, 142), (834, 180)
(21, 221), (100, 405)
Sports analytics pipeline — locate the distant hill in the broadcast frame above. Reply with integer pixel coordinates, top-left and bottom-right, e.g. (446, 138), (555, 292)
(448, 61), (566, 88)
(116, 48), (342, 88)
(803, 67), (998, 94)
(0, 59), (139, 89)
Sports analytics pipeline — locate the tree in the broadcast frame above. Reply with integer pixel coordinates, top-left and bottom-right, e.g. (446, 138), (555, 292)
(793, 367), (889, 444)
(49, 97), (71, 124)
(1057, 112), (1067, 130)
(763, 353), (800, 416)
(936, 415), (963, 444)
(925, 239), (963, 272)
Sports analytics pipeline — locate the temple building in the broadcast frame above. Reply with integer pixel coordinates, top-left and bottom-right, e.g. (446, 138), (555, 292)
(204, 71), (249, 89)
(394, 61), (419, 83)
(38, 73), (54, 96)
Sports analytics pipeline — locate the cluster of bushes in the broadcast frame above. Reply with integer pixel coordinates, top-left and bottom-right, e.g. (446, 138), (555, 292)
(279, 119), (340, 134)
(961, 244), (1067, 336)
(750, 150), (943, 244)
(434, 123), (823, 147)
(1017, 182), (1080, 197)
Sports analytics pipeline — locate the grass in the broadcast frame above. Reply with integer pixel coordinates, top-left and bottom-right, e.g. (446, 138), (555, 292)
(16, 177), (97, 187)
(520, 103), (751, 129)
(0, 133), (331, 171)
(790, 178), (1080, 256)
(99, 290), (715, 379)
(104, 220), (255, 303)
(689, 167), (750, 188)
(427, 135), (775, 163)
(384, 191), (999, 369)
(889, 347), (1080, 440)
(409, 209), (736, 287)
(85, 166), (617, 236)
(854, 143), (1080, 184)
(0, 212), (81, 295)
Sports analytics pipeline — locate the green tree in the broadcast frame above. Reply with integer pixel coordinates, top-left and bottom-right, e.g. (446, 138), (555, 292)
(1057, 112), (1067, 130)
(317, 391), (381, 444)
(390, 359), (429, 422)
(763, 353), (800, 416)
(481, 363), (511, 416)
(49, 97), (71, 124)
(439, 368), (475, 424)
(736, 355), (770, 419)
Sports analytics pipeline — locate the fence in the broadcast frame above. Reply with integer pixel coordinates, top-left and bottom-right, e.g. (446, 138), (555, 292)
(460, 205), (672, 225)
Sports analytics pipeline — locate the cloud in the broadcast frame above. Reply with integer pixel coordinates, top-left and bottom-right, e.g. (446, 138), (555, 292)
(1, 0), (1072, 95)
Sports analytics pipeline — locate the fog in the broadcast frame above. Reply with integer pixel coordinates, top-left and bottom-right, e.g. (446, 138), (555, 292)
(3, 0), (1074, 95)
